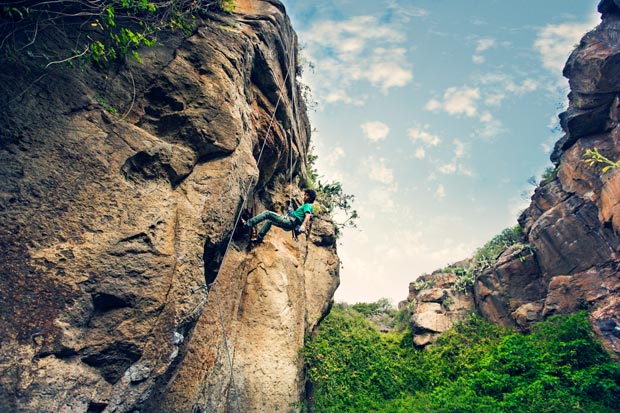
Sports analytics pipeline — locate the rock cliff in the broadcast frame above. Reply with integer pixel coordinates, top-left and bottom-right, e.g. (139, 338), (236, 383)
(404, 0), (620, 354)
(0, 1), (339, 412)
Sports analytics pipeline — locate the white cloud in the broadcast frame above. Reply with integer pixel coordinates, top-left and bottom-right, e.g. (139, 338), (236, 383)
(434, 184), (446, 199)
(361, 121), (390, 142)
(366, 48), (413, 92)
(324, 89), (366, 106)
(436, 140), (470, 176)
(472, 38), (496, 64)
(454, 139), (465, 158)
(477, 72), (539, 99)
(415, 147), (426, 159)
(325, 146), (345, 166)
(365, 157), (394, 184)
(309, 16), (404, 47)
(484, 93), (505, 106)
(534, 12), (599, 75)
(458, 165), (474, 177)
(426, 86), (480, 117)
(479, 111), (493, 123)
(425, 99), (442, 111)
(548, 114), (560, 129)
(386, 0), (429, 20)
(408, 126), (441, 146)
(506, 78), (538, 94)
(300, 14), (413, 104)
(444, 87), (480, 116)
(475, 38), (496, 53)
(438, 163), (457, 174)
(475, 116), (505, 140)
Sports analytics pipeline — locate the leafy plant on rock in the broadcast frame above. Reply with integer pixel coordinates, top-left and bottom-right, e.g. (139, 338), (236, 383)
(305, 147), (358, 235)
(0, 0), (235, 66)
(450, 225), (529, 293)
(584, 147), (620, 173)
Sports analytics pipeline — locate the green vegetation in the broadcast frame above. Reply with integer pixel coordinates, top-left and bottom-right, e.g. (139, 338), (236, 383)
(305, 148), (358, 234)
(449, 225), (534, 293)
(349, 298), (410, 333)
(542, 165), (558, 183)
(303, 304), (422, 413)
(584, 147), (620, 173)
(0, 0), (234, 66)
(303, 305), (620, 412)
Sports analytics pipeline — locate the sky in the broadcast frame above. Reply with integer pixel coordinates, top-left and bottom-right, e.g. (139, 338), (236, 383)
(280, 0), (601, 305)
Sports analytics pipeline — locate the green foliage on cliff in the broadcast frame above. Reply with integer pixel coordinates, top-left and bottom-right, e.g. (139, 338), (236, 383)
(305, 148), (358, 233)
(0, 0), (234, 66)
(303, 307), (620, 412)
(448, 225), (534, 293)
(303, 304), (423, 413)
(584, 147), (620, 173)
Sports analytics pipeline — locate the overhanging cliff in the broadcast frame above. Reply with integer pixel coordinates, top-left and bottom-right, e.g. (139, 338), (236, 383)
(0, 1), (339, 412)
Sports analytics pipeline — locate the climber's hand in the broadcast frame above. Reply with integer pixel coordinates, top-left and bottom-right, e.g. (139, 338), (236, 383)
(299, 225), (306, 233)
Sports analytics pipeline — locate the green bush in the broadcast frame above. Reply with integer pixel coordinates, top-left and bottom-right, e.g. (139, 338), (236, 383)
(303, 304), (423, 412)
(451, 225), (531, 293)
(304, 148), (358, 234)
(303, 310), (620, 412)
(0, 0), (234, 66)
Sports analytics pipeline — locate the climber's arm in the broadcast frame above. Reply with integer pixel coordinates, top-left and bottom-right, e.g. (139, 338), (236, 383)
(299, 212), (311, 233)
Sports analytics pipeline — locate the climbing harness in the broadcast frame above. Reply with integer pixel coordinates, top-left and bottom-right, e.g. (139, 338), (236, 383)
(291, 213), (313, 242)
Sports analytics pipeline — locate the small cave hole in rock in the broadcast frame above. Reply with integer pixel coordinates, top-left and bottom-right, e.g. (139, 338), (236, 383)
(92, 292), (131, 313)
(86, 402), (108, 413)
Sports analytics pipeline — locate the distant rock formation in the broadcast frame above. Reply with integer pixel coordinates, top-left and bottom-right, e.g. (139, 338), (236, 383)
(0, 1), (339, 412)
(405, 270), (474, 347)
(403, 1), (620, 354)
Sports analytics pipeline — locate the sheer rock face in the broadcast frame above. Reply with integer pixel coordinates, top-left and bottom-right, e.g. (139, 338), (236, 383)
(513, 4), (620, 354)
(0, 1), (339, 412)
(405, 3), (620, 354)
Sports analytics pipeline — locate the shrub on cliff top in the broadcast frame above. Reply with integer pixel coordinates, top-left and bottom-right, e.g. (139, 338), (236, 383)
(450, 225), (529, 293)
(0, 0), (234, 66)
(305, 148), (358, 234)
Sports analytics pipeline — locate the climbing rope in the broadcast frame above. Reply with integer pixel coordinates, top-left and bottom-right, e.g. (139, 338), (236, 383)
(287, 33), (296, 209)
(190, 39), (294, 413)
(211, 282), (242, 413)
(193, 59), (291, 293)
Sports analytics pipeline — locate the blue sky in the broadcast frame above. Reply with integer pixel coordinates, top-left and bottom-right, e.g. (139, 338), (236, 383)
(281, 0), (601, 304)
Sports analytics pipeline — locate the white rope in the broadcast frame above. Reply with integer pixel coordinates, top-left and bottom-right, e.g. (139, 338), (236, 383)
(192, 43), (293, 413)
(212, 283), (243, 413)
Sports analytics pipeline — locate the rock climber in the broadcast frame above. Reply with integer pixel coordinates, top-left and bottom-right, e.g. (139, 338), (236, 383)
(243, 188), (316, 243)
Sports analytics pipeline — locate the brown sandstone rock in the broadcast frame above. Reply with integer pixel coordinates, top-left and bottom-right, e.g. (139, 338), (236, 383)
(474, 244), (544, 327)
(478, 3), (620, 353)
(406, 272), (474, 346)
(0, 1), (338, 412)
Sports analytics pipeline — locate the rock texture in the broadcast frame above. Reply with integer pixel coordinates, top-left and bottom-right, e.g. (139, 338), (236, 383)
(403, 1), (620, 354)
(404, 271), (474, 346)
(0, 1), (339, 412)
